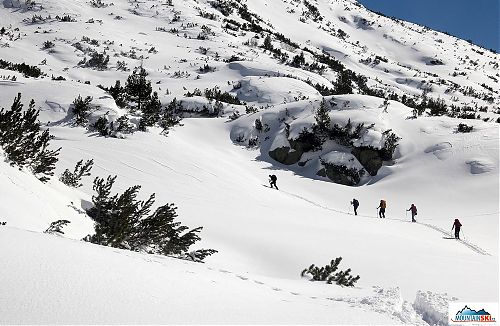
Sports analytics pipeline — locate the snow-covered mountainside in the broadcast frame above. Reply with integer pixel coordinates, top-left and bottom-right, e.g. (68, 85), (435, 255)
(0, 0), (498, 324)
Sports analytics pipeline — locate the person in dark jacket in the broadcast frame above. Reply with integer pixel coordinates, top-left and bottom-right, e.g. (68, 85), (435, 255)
(407, 204), (417, 222)
(269, 174), (278, 190)
(452, 219), (462, 239)
(351, 198), (359, 215)
(377, 200), (386, 218)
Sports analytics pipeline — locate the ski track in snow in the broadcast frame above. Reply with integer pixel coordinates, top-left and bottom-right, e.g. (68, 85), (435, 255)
(152, 159), (203, 182)
(278, 188), (492, 256)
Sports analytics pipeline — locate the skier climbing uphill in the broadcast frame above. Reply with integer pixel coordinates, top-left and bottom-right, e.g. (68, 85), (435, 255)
(452, 218), (462, 239)
(269, 174), (278, 190)
(377, 200), (386, 218)
(407, 204), (417, 222)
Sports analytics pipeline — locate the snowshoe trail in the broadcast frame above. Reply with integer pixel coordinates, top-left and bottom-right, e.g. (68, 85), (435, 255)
(416, 222), (491, 256)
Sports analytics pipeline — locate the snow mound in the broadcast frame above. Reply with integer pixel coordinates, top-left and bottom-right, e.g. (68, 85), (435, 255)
(321, 151), (364, 170)
(413, 290), (458, 326)
(466, 158), (495, 174)
(236, 77), (320, 104)
(424, 142), (453, 160)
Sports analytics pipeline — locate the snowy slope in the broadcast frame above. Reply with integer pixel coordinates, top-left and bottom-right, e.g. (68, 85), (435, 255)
(0, 0), (498, 324)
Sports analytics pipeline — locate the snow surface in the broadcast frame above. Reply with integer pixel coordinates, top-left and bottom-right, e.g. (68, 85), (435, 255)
(0, 0), (498, 323)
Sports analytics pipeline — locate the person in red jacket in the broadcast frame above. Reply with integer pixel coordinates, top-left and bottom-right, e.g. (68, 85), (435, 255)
(452, 219), (462, 239)
(407, 204), (417, 222)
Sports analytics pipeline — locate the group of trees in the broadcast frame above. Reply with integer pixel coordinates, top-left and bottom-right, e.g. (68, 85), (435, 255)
(74, 66), (183, 136)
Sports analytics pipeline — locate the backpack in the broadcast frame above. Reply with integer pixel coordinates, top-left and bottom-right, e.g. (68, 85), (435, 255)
(352, 199), (359, 207)
(270, 175), (277, 182)
(380, 200), (387, 208)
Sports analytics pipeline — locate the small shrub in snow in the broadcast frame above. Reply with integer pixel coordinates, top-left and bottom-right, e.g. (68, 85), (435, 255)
(457, 123), (473, 133)
(60, 159), (94, 188)
(42, 40), (54, 49)
(72, 95), (93, 126)
(301, 257), (360, 287)
(85, 175), (217, 261)
(44, 220), (71, 235)
(0, 93), (60, 182)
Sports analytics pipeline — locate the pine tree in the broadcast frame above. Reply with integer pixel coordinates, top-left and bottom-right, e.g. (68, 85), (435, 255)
(72, 95), (93, 126)
(301, 257), (360, 287)
(85, 175), (216, 260)
(334, 70), (353, 94)
(44, 220), (71, 235)
(125, 66), (152, 112)
(263, 35), (273, 51)
(60, 159), (94, 187)
(115, 115), (134, 134)
(314, 98), (331, 134)
(139, 91), (161, 131)
(0, 93), (60, 182)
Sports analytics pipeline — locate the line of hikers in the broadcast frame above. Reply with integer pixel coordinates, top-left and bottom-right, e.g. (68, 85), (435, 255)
(351, 198), (463, 239)
(268, 175), (463, 239)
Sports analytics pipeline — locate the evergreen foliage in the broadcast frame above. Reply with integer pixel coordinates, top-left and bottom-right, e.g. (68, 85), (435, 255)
(0, 58), (43, 78)
(92, 116), (110, 136)
(319, 159), (365, 185)
(139, 91), (162, 131)
(301, 257), (360, 287)
(115, 115), (134, 134)
(126, 67), (152, 112)
(314, 98), (331, 134)
(72, 95), (93, 126)
(457, 123), (473, 133)
(59, 159), (94, 187)
(44, 220), (71, 235)
(204, 86), (242, 105)
(380, 129), (401, 160)
(334, 70), (353, 94)
(0, 93), (60, 182)
(85, 176), (217, 261)
(262, 35), (273, 51)
(294, 127), (323, 152)
(290, 52), (305, 68)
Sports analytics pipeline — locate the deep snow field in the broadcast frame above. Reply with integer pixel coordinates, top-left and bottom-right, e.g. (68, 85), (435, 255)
(0, 0), (498, 324)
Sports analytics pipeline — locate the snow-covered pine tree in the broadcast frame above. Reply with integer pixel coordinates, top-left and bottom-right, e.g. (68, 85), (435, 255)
(126, 66), (152, 112)
(60, 159), (94, 187)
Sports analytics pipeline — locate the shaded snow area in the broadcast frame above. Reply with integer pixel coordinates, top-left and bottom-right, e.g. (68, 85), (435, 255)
(0, 0), (498, 323)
